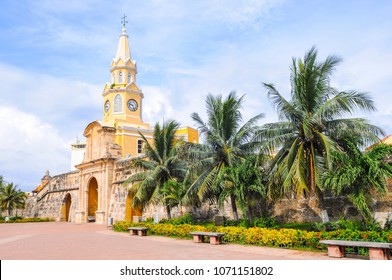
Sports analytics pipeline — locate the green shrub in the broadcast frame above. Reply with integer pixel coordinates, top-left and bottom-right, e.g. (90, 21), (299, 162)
(223, 219), (250, 228)
(337, 218), (362, 230)
(275, 222), (314, 231)
(311, 221), (340, 231)
(253, 216), (276, 228)
(159, 214), (195, 225)
(16, 217), (54, 223)
(9, 216), (23, 222)
(363, 219), (382, 232)
(0, 217), (54, 223)
(383, 214), (392, 230)
(145, 217), (154, 223)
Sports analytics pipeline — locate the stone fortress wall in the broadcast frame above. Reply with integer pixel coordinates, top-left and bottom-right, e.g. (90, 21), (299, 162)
(24, 160), (392, 225)
(24, 171), (80, 222)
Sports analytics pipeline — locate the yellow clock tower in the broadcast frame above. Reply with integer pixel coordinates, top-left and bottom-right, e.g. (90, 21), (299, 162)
(102, 20), (152, 157)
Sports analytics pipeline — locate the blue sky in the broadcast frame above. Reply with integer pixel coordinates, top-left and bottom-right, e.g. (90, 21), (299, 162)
(1, 0), (391, 191)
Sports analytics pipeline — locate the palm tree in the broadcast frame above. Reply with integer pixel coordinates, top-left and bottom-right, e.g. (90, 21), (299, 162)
(323, 141), (392, 222)
(0, 182), (26, 216)
(186, 92), (264, 220)
(124, 120), (188, 219)
(161, 179), (189, 216)
(218, 155), (266, 223)
(259, 46), (383, 221)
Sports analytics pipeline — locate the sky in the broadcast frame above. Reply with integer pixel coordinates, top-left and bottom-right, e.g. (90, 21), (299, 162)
(0, 0), (391, 191)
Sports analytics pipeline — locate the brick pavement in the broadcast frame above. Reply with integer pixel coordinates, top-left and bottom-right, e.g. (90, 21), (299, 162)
(0, 222), (340, 260)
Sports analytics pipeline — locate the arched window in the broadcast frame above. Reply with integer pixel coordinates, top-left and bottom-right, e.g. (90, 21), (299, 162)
(118, 71), (123, 83)
(128, 72), (132, 84)
(113, 94), (123, 113)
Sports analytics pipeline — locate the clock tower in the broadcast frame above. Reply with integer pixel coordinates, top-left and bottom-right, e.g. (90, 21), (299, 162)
(102, 18), (152, 157)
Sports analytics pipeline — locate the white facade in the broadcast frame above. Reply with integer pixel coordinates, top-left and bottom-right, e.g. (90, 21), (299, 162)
(70, 142), (86, 171)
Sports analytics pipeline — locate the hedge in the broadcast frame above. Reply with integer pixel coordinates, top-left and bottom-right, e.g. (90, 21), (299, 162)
(113, 221), (392, 251)
(0, 217), (54, 223)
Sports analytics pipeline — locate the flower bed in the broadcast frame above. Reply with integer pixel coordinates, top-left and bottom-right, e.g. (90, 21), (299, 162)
(113, 221), (392, 251)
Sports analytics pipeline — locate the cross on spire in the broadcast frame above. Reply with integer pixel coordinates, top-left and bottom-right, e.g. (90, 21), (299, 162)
(121, 14), (128, 27)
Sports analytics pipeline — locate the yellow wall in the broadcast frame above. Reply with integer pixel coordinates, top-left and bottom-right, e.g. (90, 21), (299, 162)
(175, 127), (199, 143)
(125, 193), (142, 221)
(88, 178), (98, 217)
(115, 128), (153, 158)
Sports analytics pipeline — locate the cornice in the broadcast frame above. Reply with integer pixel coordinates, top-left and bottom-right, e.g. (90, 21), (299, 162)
(102, 87), (144, 98)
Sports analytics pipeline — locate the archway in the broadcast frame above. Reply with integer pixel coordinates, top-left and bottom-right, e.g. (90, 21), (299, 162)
(61, 193), (72, 222)
(125, 192), (142, 221)
(88, 177), (98, 221)
(65, 193), (72, 221)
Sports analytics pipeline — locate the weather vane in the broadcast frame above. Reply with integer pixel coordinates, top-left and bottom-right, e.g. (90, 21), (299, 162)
(121, 14), (128, 27)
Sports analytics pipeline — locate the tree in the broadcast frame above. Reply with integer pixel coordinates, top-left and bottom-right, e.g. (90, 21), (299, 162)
(323, 142), (392, 222)
(161, 179), (189, 216)
(0, 182), (26, 216)
(218, 155), (266, 223)
(259, 46), (383, 221)
(124, 120), (188, 219)
(186, 92), (264, 220)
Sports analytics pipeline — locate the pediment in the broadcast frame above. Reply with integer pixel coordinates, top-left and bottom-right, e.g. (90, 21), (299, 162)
(126, 82), (140, 91)
(83, 121), (103, 137)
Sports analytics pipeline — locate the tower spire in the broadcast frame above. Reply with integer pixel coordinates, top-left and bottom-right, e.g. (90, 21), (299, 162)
(115, 14), (131, 62)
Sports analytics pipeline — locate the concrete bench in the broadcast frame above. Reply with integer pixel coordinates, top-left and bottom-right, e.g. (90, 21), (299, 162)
(128, 227), (148, 236)
(189, 231), (226, 245)
(320, 240), (392, 260)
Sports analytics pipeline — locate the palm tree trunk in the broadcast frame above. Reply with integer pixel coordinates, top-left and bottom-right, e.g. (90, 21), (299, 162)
(247, 205), (254, 225)
(179, 204), (183, 216)
(309, 150), (329, 222)
(316, 188), (329, 222)
(166, 205), (172, 220)
(230, 193), (239, 221)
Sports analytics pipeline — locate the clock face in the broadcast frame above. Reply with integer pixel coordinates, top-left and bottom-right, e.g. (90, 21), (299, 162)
(127, 99), (138, 111)
(104, 100), (110, 113)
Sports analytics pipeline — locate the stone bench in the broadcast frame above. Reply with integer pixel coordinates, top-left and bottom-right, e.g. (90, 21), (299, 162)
(320, 240), (392, 260)
(189, 231), (226, 245)
(128, 227), (149, 236)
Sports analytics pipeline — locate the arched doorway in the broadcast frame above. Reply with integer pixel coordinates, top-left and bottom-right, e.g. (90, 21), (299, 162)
(65, 193), (72, 221)
(88, 177), (98, 221)
(125, 192), (142, 221)
(61, 193), (72, 222)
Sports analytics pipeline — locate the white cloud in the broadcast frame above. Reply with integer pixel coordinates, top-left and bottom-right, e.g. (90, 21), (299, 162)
(202, 0), (286, 26)
(142, 86), (174, 125)
(0, 63), (105, 190)
(0, 63), (102, 136)
(0, 105), (70, 190)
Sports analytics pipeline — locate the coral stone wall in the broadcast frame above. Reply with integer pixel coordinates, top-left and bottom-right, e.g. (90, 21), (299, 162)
(24, 157), (392, 225)
(23, 171), (80, 222)
(272, 186), (392, 224)
(108, 183), (128, 222)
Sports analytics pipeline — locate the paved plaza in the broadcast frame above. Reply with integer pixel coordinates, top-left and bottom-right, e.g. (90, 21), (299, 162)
(0, 222), (341, 260)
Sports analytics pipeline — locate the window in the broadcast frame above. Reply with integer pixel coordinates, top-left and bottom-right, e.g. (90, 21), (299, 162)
(128, 72), (132, 84)
(113, 94), (123, 113)
(118, 71), (123, 83)
(137, 139), (143, 154)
